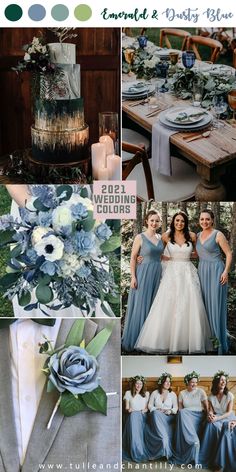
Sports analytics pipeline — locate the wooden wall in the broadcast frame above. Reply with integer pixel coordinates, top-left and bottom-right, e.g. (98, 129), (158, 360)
(123, 377), (236, 411)
(0, 28), (120, 155)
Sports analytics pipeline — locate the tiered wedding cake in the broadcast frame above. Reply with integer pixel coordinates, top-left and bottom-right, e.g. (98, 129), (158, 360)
(31, 43), (89, 164)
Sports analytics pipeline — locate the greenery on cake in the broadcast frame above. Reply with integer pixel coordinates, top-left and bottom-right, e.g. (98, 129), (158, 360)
(13, 36), (68, 102)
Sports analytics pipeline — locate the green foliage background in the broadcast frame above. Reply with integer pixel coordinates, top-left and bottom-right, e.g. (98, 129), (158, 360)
(0, 186), (13, 316)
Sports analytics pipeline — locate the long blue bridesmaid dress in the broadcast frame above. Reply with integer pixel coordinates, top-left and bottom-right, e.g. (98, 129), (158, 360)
(122, 234), (164, 352)
(145, 390), (177, 460)
(199, 392), (235, 468)
(173, 388), (207, 465)
(196, 229), (228, 354)
(214, 421), (236, 471)
(122, 390), (149, 462)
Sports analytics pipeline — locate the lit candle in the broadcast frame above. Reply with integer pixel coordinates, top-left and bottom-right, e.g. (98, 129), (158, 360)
(107, 154), (121, 180)
(91, 143), (106, 179)
(99, 135), (115, 156)
(98, 165), (109, 180)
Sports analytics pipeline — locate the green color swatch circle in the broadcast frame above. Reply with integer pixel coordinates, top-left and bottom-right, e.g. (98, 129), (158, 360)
(5, 4), (23, 21)
(74, 4), (92, 21)
(51, 4), (69, 21)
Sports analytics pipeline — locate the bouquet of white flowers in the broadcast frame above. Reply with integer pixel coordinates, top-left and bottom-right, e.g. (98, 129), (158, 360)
(0, 185), (120, 316)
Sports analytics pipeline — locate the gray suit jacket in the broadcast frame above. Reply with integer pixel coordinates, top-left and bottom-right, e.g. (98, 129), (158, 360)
(0, 319), (120, 472)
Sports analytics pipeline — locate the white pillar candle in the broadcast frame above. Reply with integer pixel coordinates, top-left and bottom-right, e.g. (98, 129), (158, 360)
(98, 165), (109, 180)
(91, 143), (106, 179)
(99, 135), (115, 156)
(107, 154), (121, 180)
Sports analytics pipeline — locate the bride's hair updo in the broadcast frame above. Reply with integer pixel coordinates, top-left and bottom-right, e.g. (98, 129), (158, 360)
(169, 211), (191, 246)
(143, 210), (161, 227)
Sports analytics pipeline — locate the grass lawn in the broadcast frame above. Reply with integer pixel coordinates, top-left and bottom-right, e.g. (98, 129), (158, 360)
(0, 186), (14, 316)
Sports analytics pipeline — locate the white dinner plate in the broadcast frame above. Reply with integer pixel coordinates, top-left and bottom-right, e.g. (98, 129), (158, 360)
(166, 107), (207, 125)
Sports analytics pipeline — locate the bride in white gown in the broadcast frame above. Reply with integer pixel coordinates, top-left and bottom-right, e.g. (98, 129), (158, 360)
(135, 211), (212, 354)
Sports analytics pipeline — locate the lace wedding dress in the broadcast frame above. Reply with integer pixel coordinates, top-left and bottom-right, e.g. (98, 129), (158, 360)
(135, 241), (212, 353)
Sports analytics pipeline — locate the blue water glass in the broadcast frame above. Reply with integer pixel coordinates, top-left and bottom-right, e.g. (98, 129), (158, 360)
(138, 35), (148, 49)
(156, 61), (169, 92)
(182, 50), (196, 69)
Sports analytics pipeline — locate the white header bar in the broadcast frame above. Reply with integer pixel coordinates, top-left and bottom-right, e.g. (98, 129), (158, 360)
(0, 0), (235, 27)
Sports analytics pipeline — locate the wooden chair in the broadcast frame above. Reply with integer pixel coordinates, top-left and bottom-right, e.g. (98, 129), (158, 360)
(122, 140), (201, 202)
(160, 28), (191, 51)
(122, 142), (154, 201)
(122, 128), (150, 168)
(187, 35), (223, 63)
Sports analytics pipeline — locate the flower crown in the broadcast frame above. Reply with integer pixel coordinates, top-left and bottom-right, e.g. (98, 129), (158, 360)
(184, 371), (200, 385)
(129, 375), (146, 384)
(213, 370), (229, 381)
(157, 372), (172, 385)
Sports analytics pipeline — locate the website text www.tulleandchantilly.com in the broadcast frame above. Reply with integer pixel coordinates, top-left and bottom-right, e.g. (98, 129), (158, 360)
(38, 462), (204, 470)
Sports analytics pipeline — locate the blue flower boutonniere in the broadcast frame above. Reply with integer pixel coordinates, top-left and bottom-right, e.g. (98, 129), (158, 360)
(39, 319), (115, 428)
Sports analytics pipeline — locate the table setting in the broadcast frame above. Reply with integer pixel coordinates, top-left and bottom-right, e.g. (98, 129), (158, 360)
(122, 30), (236, 199)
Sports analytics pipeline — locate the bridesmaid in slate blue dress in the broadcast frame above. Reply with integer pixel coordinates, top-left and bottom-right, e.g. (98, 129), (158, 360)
(145, 373), (178, 460)
(214, 420), (236, 471)
(122, 375), (149, 462)
(196, 210), (232, 354)
(122, 210), (164, 352)
(200, 371), (235, 469)
(173, 371), (208, 466)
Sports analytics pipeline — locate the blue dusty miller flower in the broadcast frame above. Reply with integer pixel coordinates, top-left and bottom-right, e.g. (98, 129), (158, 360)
(48, 346), (99, 394)
(95, 223), (112, 241)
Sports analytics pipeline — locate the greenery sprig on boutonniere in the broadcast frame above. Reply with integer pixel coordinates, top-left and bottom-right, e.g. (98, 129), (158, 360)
(39, 319), (115, 428)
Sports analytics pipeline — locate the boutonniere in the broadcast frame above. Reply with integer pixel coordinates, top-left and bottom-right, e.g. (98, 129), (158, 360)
(39, 319), (115, 429)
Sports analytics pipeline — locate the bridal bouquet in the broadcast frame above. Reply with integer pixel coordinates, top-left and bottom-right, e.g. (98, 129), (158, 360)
(0, 185), (120, 316)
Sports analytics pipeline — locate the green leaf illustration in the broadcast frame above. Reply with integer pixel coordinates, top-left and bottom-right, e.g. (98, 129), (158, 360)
(0, 272), (20, 289)
(18, 291), (31, 306)
(100, 235), (121, 253)
(36, 285), (53, 304)
(86, 321), (114, 358)
(0, 230), (15, 246)
(60, 392), (87, 417)
(83, 386), (107, 415)
(65, 320), (86, 348)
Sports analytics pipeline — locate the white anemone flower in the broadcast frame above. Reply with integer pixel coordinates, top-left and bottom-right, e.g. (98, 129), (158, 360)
(34, 235), (64, 262)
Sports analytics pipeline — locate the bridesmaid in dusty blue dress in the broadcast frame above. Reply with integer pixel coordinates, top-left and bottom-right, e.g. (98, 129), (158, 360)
(122, 210), (164, 352)
(214, 420), (236, 471)
(122, 375), (150, 462)
(200, 371), (235, 469)
(145, 373), (178, 460)
(196, 209), (232, 354)
(173, 371), (208, 466)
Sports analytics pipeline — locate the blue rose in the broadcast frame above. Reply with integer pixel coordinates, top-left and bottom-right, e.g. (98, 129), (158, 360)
(40, 261), (58, 276)
(71, 203), (88, 219)
(75, 230), (96, 256)
(95, 223), (112, 241)
(48, 346), (99, 394)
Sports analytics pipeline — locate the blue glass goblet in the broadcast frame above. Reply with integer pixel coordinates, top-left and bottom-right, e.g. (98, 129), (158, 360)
(138, 35), (148, 49)
(156, 61), (169, 93)
(182, 50), (196, 69)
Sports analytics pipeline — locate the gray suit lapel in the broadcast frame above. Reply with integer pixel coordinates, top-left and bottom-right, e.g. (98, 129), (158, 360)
(0, 329), (20, 472)
(22, 318), (98, 472)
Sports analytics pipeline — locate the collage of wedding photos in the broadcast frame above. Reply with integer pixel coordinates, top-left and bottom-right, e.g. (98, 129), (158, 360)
(0, 19), (236, 472)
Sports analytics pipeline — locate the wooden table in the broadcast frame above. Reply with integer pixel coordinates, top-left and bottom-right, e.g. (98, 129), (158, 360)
(123, 85), (236, 201)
